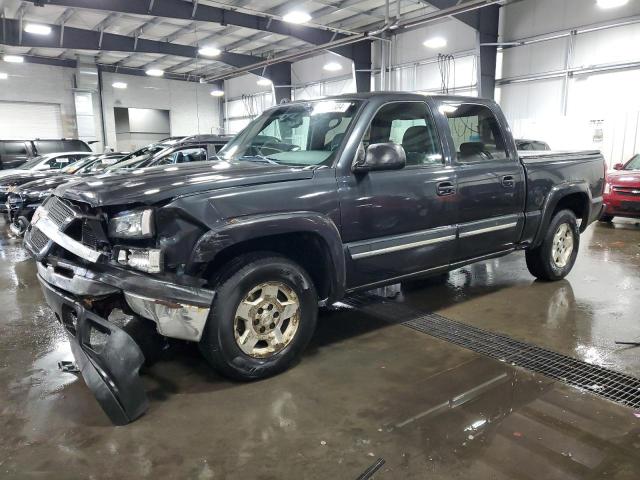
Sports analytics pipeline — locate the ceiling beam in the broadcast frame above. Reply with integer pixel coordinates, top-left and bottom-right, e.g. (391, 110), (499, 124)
(0, 17), (261, 68)
(26, 0), (346, 45)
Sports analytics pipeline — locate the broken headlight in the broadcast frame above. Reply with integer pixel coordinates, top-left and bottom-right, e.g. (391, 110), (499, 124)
(108, 209), (154, 239)
(117, 247), (163, 273)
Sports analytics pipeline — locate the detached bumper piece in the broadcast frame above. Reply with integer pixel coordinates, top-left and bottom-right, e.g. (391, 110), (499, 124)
(39, 278), (149, 426)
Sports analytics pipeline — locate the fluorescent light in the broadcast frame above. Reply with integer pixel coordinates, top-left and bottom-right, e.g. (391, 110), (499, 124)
(256, 78), (272, 86)
(199, 46), (221, 57)
(0, 72), (7, 80)
(283, 11), (312, 24)
(210, 89), (224, 97)
(3, 55), (24, 63)
(24, 23), (52, 35)
(596, 0), (628, 8)
(145, 68), (164, 77)
(323, 61), (343, 72)
(423, 37), (447, 49)
(112, 81), (127, 89)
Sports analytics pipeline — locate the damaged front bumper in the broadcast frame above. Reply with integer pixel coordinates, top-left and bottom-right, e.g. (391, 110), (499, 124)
(39, 278), (148, 425)
(36, 258), (214, 342)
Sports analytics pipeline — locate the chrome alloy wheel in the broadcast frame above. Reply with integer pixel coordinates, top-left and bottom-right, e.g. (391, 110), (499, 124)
(233, 282), (301, 358)
(551, 223), (574, 268)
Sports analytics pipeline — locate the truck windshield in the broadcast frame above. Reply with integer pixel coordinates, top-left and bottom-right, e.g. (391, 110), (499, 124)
(625, 154), (640, 170)
(219, 100), (362, 167)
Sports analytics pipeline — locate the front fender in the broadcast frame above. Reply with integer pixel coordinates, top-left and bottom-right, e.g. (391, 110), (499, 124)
(190, 212), (346, 301)
(532, 181), (592, 247)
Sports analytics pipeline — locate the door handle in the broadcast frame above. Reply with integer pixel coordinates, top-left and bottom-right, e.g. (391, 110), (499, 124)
(437, 181), (456, 196)
(501, 175), (515, 188)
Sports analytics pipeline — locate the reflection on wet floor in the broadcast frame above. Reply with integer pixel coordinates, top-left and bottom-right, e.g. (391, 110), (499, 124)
(1, 220), (639, 478)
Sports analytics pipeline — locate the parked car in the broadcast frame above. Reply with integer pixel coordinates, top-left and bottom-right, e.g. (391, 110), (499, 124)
(106, 135), (231, 171)
(515, 139), (551, 151)
(6, 153), (127, 235)
(0, 139), (92, 170)
(601, 154), (640, 222)
(24, 93), (604, 425)
(0, 152), (93, 214)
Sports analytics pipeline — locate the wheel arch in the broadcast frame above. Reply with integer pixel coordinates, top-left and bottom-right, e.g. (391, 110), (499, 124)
(189, 212), (346, 303)
(532, 182), (592, 247)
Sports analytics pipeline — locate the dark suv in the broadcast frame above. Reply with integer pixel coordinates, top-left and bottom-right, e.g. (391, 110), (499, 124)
(0, 139), (92, 169)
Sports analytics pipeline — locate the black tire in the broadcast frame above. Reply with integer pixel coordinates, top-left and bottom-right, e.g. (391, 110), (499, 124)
(526, 209), (579, 281)
(199, 252), (318, 381)
(599, 214), (614, 222)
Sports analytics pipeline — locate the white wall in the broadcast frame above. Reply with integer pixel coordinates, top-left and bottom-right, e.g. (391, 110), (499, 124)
(382, 18), (478, 94)
(101, 72), (223, 149)
(0, 62), (78, 138)
(498, 0), (640, 164)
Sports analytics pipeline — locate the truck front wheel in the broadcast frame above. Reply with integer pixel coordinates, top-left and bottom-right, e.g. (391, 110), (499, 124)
(199, 253), (318, 381)
(526, 209), (580, 281)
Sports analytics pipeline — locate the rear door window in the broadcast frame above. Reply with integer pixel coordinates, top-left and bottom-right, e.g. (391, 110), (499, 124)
(444, 103), (509, 163)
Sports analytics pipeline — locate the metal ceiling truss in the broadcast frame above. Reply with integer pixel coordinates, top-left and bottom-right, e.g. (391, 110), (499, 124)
(0, 17), (260, 68)
(26, 0), (347, 46)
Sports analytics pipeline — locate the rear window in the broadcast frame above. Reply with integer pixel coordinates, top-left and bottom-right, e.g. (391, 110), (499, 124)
(1, 141), (28, 155)
(33, 140), (91, 154)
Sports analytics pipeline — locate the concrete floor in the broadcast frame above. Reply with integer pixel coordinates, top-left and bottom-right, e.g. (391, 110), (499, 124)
(1, 218), (640, 479)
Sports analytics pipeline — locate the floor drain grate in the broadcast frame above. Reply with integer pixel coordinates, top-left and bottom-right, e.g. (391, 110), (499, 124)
(340, 294), (640, 409)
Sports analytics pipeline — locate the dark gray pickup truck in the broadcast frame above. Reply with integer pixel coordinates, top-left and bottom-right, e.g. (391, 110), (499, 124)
(24, 93), (605, 424)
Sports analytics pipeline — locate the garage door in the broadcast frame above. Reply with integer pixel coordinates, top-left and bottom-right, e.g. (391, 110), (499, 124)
(0, 101), (63, 139)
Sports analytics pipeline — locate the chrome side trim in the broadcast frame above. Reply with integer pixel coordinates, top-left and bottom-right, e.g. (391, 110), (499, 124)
(32, 215), (102, 263)
(459, 222), (518, 238)
(351, 234), (456, 259)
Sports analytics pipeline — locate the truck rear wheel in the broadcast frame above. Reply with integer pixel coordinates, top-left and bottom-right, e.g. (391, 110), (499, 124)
(199, 253), (318, 381)
(526, 209), (579, 281)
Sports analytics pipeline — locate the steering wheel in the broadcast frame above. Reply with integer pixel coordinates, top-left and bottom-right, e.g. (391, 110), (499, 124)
(480, 149), (494, 160)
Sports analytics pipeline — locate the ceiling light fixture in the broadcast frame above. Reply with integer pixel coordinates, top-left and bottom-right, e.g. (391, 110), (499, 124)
(210, 89), (225, 97)
(423, 37), (447, 49)
(199, 46), (221, 57)
(112, 81), (127, 89)
(24, 23), (52, 35)
(596, 0), (628, 8)
(145, 68), (164, 77)
(3, 55), (24, 63)
(323, 61), (343, 72)
(283, 11), (312, 24)
(257, 78), (272, 86)
(0, 72), (7, 80)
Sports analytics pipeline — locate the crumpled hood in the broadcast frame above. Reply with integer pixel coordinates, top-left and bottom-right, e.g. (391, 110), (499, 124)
(607, 170), (640, 186)
(55, 161), (316, 207)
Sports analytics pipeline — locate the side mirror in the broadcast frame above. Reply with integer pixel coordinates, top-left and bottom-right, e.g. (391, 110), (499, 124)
(352, 142), (406, 173)
(613, 163), (624, 170)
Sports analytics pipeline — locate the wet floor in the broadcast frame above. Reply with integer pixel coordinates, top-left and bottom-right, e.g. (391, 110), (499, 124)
(1, 219), (639, 479)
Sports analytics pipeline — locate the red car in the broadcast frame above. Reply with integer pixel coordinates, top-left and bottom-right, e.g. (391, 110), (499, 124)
(601, 154), (640, 221)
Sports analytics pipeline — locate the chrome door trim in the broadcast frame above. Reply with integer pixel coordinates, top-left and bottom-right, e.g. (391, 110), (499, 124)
(459, 222), (518, 238)
(348, 225), (456, 260)
(351, 234), (456, 259)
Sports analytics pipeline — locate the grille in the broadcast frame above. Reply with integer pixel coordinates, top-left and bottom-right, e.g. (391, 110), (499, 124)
(28, 226), (50, 252)
(340, 293), (640, 409)
(46, 196), (76, 227)
(613, 186), (640, 196)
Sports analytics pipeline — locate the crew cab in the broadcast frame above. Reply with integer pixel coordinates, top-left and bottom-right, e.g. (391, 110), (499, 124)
(24, 93), (605, 424)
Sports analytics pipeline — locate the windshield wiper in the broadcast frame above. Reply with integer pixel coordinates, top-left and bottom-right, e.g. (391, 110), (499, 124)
(239, 155), (280, 165)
